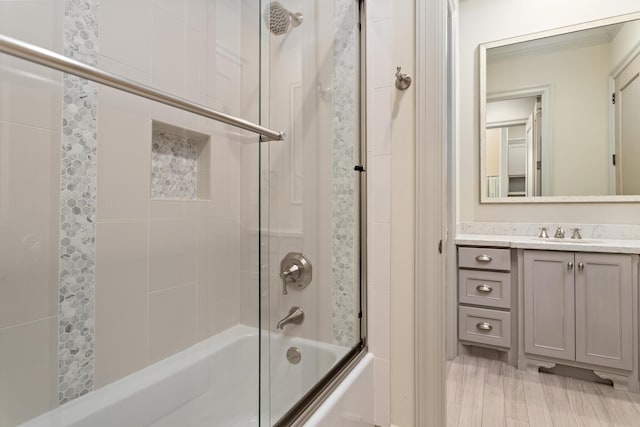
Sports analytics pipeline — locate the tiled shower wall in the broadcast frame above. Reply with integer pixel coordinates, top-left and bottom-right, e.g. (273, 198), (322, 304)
(94, 0), (245, 388)
(1, 1), (247, 424)
(0, 1), (63, 425)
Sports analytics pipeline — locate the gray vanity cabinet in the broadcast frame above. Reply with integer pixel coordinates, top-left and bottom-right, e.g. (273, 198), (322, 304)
(575, 253), (633, 370)
(524, 250), (633, 370)
(523, 250), (575, 361)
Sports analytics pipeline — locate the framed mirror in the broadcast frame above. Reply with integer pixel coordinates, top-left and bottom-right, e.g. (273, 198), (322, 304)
(479, 12), (640, 203)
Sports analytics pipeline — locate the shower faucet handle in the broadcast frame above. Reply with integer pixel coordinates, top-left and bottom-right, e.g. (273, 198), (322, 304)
(280, 252), (312, 295)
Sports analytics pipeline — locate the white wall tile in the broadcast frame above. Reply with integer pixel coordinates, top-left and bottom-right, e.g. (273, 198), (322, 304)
(374, 357), (391, 426)
(366, 0), (394, 22)
(196, 216), (242, 336)
(367, 18), (393, 89)
(371, 223), (391, 292)
(371, 155), (391, 224)
(149, 216), (197, 292)
(372, 87), (392, 155)
(148, 283), (197, 364)
(1, 0), (62, 52)
(97, 86), (151, 221)
(99, 55), (151, 85)
(155, 0), (187, 22)
(0, 317), (57, 426)
(0, 57), (62, 131)
(152, 5), (187, 97)
(0, 123), (59, 329)
(95, 221), (149, 388)
(99, 0), (153, 73)
(369, 290), (390, 360)
(187, 0), (207, 31)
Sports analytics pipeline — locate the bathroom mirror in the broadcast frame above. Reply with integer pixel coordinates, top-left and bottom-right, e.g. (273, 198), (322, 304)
(479, 12), (640, 203)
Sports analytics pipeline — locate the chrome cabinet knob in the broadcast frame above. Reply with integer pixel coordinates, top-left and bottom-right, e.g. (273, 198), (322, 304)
(568, 262), (574, 270)
(476, 254), (492, 263)
(578, 262), (584, 271)
(476, 322), (493, 331)
(476, 284), (493, 293)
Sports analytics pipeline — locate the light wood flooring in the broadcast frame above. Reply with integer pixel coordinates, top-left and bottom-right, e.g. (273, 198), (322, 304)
(447, 355), (640, 426)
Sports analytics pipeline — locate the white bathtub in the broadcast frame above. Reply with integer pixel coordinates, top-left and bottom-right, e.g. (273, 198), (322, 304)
(21, 325), (349, 427)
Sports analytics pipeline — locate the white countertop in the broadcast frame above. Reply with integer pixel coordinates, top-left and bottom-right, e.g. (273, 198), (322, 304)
(455, 234), (640, 254)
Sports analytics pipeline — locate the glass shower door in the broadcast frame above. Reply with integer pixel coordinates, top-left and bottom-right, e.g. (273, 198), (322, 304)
(258, 0), (363, 424)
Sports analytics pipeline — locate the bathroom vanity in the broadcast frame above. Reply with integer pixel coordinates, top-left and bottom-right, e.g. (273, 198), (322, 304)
(455, 234), (640, 392)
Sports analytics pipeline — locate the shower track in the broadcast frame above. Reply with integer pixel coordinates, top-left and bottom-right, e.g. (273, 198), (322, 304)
(0, 33), (285, 142)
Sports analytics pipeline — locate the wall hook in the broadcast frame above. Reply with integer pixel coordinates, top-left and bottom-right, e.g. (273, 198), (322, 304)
(395, 66), (412, 90)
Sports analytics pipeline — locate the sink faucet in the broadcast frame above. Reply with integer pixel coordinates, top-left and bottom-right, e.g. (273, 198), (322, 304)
(571, 227), (582, 239)
(554, 227), (565, 239)
(277, 306), (304, 330)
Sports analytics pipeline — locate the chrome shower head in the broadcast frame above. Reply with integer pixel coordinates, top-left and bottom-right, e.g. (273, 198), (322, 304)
(263, 1), (303, 36)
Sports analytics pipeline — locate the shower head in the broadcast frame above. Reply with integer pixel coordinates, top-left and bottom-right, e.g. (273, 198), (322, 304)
(263, 1), (303, 36)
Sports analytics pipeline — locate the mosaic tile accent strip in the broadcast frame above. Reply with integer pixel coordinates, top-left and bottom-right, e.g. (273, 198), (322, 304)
(151, 129), (198, 200)
(59, 0), (99, 405)
(331, 0), (358, 347)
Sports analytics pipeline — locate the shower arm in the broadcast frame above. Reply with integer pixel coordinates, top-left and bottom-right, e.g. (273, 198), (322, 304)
(0, 33), (285, 142)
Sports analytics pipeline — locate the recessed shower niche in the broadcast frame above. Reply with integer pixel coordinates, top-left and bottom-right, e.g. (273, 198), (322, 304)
(150, 121), (211, 200)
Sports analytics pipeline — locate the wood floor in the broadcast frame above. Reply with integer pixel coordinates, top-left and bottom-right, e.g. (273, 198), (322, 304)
(447, 355), (640, 426)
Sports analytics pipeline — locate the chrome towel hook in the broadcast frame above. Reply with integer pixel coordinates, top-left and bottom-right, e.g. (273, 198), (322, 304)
(395, 66), (412, 90)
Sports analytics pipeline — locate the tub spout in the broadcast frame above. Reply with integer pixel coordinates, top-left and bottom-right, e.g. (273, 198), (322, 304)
(277, 306), (304, 330)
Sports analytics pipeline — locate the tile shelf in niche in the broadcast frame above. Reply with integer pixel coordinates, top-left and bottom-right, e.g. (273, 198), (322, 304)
(151, 121), (211, 201)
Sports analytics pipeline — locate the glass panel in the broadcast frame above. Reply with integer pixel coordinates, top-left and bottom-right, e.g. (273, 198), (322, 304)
(1, 1), (268, 425)
(259, 0), (362, 423)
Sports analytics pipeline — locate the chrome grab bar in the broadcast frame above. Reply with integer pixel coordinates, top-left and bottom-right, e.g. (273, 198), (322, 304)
(0, 34), (285, 142)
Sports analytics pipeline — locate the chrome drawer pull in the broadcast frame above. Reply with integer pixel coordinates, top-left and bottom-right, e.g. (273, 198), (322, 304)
(476, 284), (493, 293)
(476, 322), (493, 331)
(476, 254), (492, 263)
(578, 262), (584, 271)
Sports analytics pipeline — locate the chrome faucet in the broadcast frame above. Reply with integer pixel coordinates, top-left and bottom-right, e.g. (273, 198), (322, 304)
(571, 227), (582, 239)
(277, 306), (304, 330)
(554, 227), (565, 239)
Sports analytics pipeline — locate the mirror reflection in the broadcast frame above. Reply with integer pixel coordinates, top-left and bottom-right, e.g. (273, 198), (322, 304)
(482, 18), (640, 199)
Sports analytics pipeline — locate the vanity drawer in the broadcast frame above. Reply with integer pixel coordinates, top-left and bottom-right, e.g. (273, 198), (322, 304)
(459, 306), (511, 348)
(458, 247), (511, 271)
(458, 270), (511, 309)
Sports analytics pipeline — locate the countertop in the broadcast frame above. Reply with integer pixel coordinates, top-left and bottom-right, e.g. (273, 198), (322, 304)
(455, 234), (640, 254)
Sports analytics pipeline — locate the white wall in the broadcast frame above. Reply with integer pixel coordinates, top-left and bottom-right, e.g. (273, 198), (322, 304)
(458, 0), (640, 224)
(486, 97), (535, 124)
(611, 19), (640, 71)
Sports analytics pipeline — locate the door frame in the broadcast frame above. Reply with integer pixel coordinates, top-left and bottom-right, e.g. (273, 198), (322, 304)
(610, 47), (640, 195)
(415, 0), (448, 425)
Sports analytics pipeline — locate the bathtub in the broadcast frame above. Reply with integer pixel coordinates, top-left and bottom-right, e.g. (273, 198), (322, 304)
(21, 325), (349, 427)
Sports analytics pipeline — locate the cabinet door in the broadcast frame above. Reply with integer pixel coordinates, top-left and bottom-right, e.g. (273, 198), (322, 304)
(524, 250), (575, 360)
(575, 253), (633, 370)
